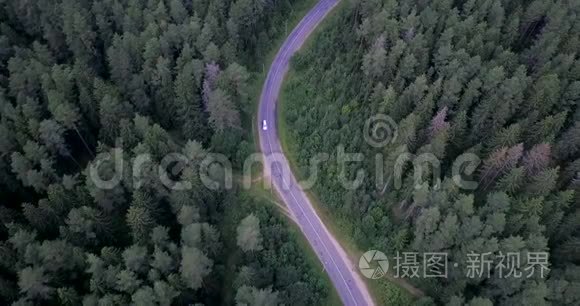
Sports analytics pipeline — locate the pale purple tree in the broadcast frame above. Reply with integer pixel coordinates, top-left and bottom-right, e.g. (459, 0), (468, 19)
(202, 62), (221, 108)
(429, 106), (450, 138)
(522, 143), (551, 176)
(479, 143), (524, 190)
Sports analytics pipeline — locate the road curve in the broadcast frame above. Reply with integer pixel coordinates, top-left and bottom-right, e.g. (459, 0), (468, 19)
(257, 1), (375, 305)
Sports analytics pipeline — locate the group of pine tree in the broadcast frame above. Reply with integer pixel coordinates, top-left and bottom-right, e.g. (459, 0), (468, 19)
(0, 0), (330, 305)
(282, 0), (580, 304)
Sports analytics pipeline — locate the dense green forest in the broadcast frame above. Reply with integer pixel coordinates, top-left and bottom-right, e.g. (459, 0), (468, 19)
(0, 0), (331, 304)
(282, 0), (580, 304)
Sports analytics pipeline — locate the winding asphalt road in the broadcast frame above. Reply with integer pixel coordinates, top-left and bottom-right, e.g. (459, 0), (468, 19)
(258, 1), (374, 305)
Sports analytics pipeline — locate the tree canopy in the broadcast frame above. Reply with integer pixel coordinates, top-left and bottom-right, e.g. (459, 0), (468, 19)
(281, 0), (580, 304)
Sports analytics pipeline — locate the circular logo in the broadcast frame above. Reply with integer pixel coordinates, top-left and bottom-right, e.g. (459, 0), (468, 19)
(359, 250), (389, 279)
(363, 114), (398, 148)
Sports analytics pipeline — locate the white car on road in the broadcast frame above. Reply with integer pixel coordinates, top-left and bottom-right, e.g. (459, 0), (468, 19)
(262, 120), (268, 131)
